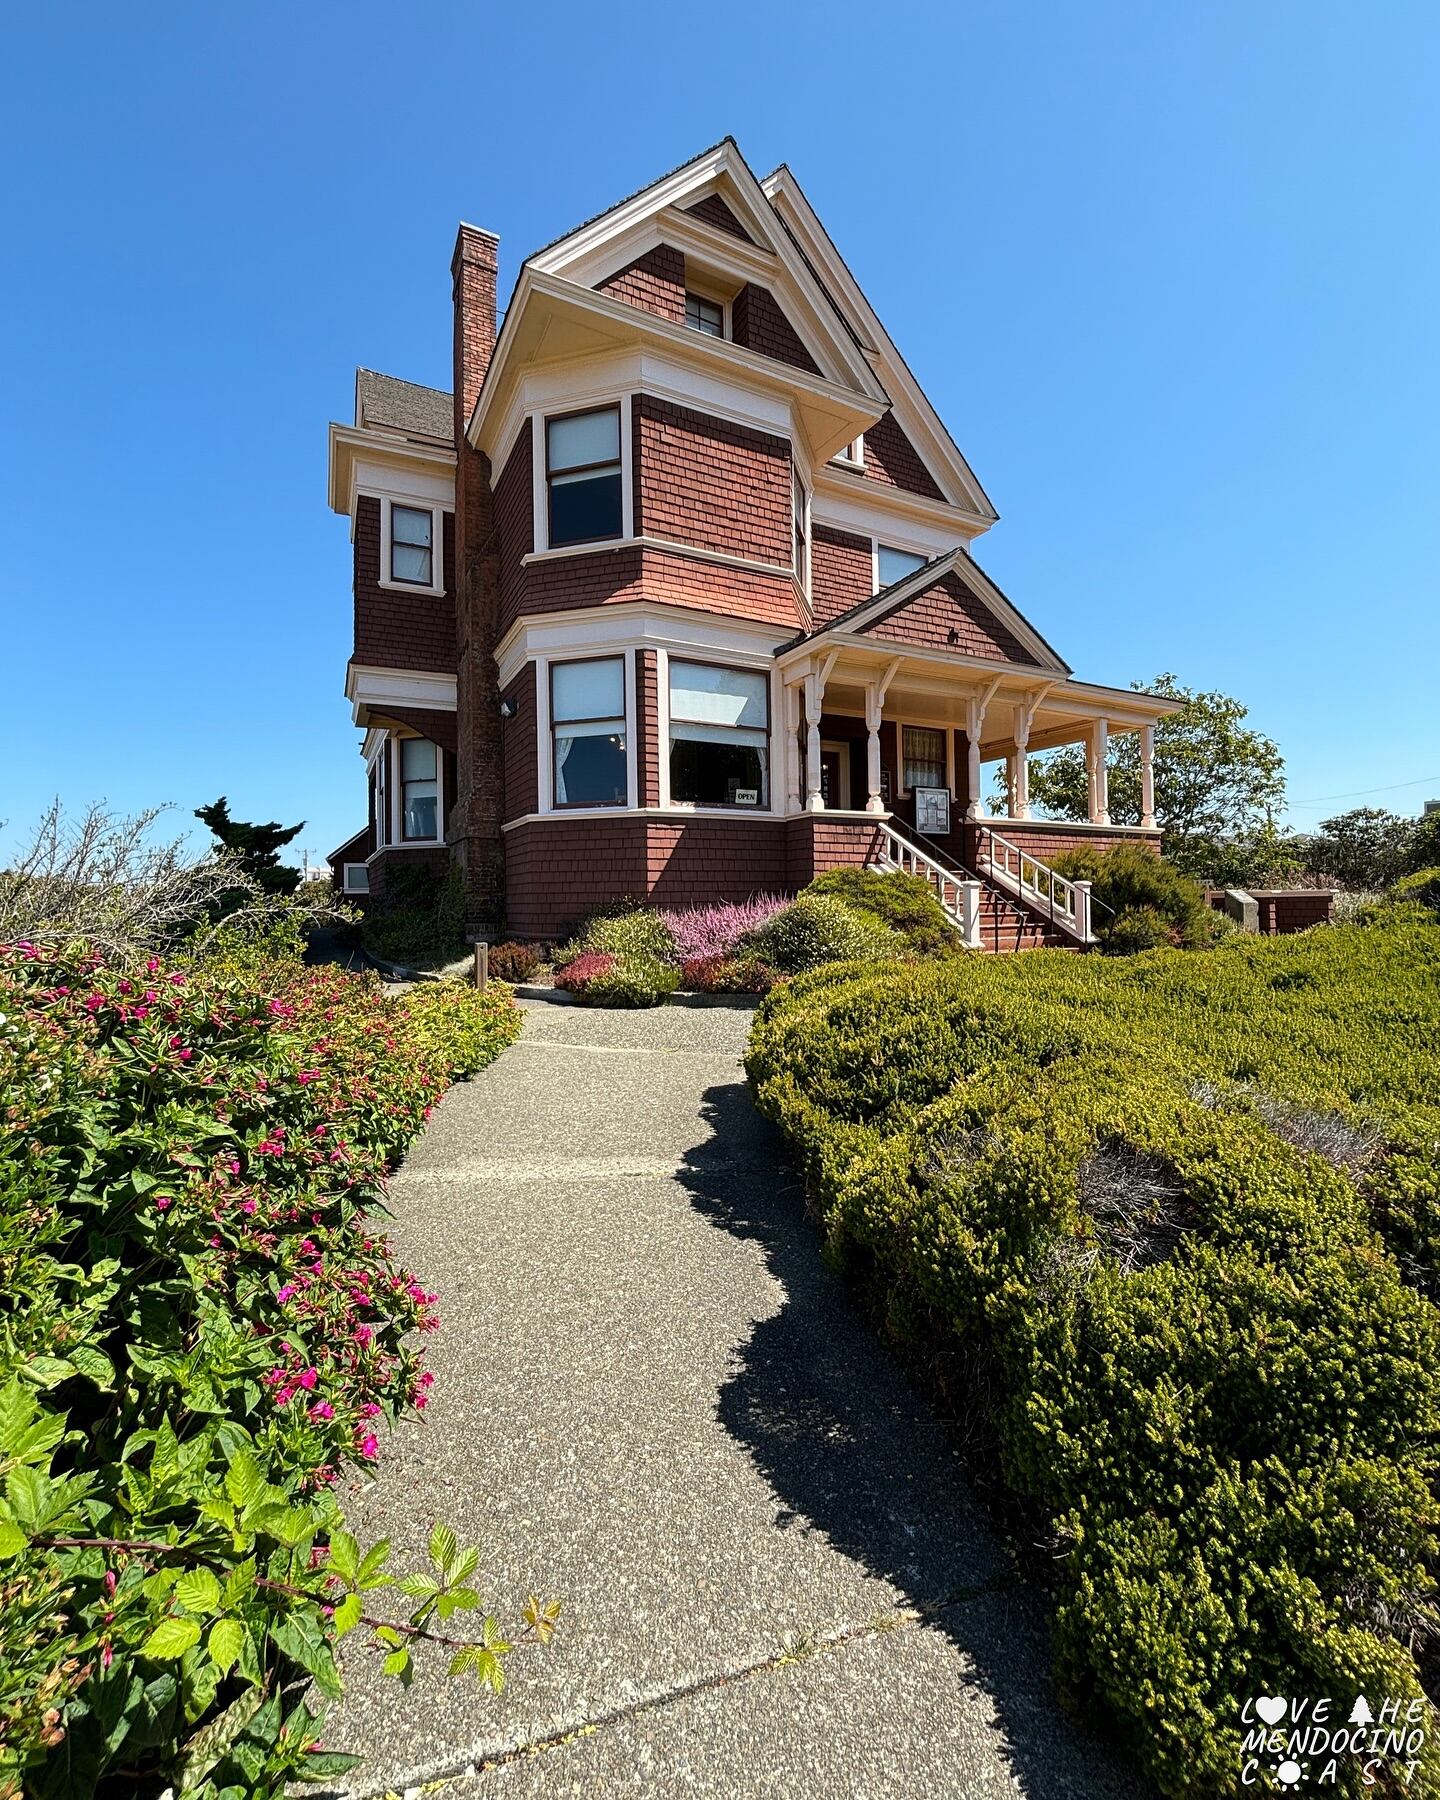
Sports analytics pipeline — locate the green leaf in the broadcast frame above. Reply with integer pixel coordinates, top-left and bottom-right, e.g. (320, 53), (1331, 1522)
(356, 1538), (392, 1588)
(331, 1592), (362, 1639)
(327, 1529), (360, 1582)
(428, 1521), (458, 1576)
(207, 1617), (246, 1676)
(0, 1518), (27, 1559)
(269, 1612), (343, 1700)
(382, 1647), (412, 1683)
(374, 1624), (404, 1648)
(21, 1355), (77, 1389)
(447, 1546), (480, 1587)
(174, 1568), (222, 1616)
(295, 1748), (364, 1778)
(67, 1344), (115, 1389)
(142, 1616), (203, 1660)
(398, 1571), (439, 1599)
(6, 1465), (48, 1530)
(224, 1449), (264, 1509)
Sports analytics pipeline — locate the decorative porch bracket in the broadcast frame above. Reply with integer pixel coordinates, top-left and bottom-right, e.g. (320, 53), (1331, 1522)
(1007, 681), (1055, 821)
(864, 657), (903, 815)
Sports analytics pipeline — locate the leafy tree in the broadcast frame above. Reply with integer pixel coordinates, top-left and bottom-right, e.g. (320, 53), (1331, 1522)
(196, 796), (304, 897)
(1011, 674), (1291, 882)
(1300, 807), (1416, 889)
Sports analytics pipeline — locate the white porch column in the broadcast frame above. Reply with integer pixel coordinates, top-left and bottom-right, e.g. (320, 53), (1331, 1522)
(1139, 722), (1156, 830)
(784, 683), (802, 814)
(964, 680), (1003, 820)
(864, 682), (884, 814)
(803, 671), (826, 811)
(1087, 719), (1110, 826)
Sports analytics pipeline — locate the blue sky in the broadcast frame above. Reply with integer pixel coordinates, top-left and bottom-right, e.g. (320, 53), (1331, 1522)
(3, 2), (1437, 867)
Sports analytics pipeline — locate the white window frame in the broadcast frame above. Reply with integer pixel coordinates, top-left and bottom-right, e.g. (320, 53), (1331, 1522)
(683, 281), (731, 342)
(896, 718), (957, 799)
(792, 467), (811, 597)
(342, 862), (370, 894)
(832, 434), (865, 469)
(872, 536), (930, 596)
(378, 495), (445, 597)
(532, 397), (634, 555)
(536, 652), (637, 814)
(366, 732), (446, 848)
(665, 656), (773, 813)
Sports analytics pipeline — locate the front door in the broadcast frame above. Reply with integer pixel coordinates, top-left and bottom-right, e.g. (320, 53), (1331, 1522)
(819, 742), (850, 809)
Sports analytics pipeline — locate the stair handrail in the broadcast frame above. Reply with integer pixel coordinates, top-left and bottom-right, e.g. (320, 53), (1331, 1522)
(870, 821), (968, 926)
(971, 823), (1099, 945)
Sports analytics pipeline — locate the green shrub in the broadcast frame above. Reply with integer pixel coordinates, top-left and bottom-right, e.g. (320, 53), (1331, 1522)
(748, 894), (897, 974)
(806, 868), (964, 956)
(0, 942), (538, 1796)
(564, 906), (677, 966)
(585, 954), (680, 1008)
(1051, 843), (1209, 951)
(1100, 903), (1173, 954)
(361, 864), (468, 970)
(1387, 866), (1440, 915)
(745, 915), (1440, 1798)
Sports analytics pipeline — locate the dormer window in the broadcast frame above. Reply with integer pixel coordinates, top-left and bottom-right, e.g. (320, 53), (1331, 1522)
(685, 292), (724, 338)
(833, 436), (864, 468)
(546, 407), (623, 547)
(390, 505), (434, 585)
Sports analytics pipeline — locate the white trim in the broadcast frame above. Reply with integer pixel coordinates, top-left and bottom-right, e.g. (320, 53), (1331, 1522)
(871, 536), (932, 597)
(500, 805), (826, 834)
(818, 738), (852, 810)
(532, 395), (632, 557)
(520, 532), (794, 582)
(525, 141), (887, 403)
(495, 600), (788, 690)
(538, 650), (633, 816)
(762, 165), (999, 525)
(377, 494), (445, 597)
(811, 470), (989, 545)
(341, 862), (370, 895)
(345, 663), (458, 726)
(328, 423), (454, 518)
(388, 728), (446, 848)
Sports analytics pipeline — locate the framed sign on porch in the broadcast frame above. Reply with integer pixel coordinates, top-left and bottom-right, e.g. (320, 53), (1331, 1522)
(915, 786), (951, 836)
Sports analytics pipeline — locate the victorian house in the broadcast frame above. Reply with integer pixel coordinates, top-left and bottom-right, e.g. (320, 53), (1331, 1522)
(328, 140), (1178, 948)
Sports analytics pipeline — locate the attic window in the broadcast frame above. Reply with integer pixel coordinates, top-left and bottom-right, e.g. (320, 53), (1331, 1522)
(833, 436), (864, 467)
(877, 544), (927, 591)
(390, 505), (435, 586)
(685, 293), (724, 338)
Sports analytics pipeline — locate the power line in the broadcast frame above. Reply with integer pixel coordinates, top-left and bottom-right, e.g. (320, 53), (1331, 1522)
(1288, 773), (1440, 808)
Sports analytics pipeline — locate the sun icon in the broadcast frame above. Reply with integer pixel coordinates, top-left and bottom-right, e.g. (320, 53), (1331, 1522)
(1274, 1761), (1304, 1789)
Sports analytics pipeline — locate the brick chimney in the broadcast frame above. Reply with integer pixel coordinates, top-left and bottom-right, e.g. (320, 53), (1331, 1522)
(449, 224), (504, 935)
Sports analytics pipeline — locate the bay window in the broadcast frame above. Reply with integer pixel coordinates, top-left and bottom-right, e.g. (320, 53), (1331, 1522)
(669, 660), (769, 808)
(400, 738), (440, 840)
(372, 745), (389, 846)
(902, 726), (946, 792)
(551, 657), (627, 807)
(546, 406), (623, 547)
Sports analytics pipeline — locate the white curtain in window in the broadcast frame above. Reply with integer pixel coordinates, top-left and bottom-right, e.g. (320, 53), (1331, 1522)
(553, 717), (624, 803)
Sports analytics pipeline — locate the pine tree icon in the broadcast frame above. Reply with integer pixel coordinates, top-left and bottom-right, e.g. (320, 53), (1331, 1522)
(1349, 1696), (1374, 1726)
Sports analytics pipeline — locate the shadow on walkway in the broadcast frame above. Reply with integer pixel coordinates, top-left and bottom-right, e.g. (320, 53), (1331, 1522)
(675, 1072), (1143, 1800)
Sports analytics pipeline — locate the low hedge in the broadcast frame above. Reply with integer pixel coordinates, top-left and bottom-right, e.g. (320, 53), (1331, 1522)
(746, 913), (1440, 1797)
(0, 941), (533, 1798)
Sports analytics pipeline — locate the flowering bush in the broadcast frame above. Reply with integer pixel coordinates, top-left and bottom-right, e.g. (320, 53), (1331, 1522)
(679, 953), (779, 995)
(487, 940), (543, 983)
(0, 942), (547, 1799)
(747, 893), (898, 974)
(553, 950), (617, 994)
(658, 896), (788, 963)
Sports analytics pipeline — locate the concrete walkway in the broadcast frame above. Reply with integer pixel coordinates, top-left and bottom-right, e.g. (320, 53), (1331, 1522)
(322, 998), (1142, 1800)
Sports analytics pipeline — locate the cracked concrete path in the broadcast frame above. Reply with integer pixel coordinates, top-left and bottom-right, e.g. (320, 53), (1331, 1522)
(321, 997), (1143, 1799)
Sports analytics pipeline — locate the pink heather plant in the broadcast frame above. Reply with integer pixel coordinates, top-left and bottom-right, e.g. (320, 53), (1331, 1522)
(657, 894), (788, 962)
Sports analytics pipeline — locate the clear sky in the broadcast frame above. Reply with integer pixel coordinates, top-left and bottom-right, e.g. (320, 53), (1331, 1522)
(3, 2), (1437, 868)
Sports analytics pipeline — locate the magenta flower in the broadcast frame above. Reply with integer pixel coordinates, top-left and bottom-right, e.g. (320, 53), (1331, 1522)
(309, 1400), (334, 1422)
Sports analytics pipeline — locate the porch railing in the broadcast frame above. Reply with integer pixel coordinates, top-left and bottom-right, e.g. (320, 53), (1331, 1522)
(870, 821), (972, 935)
(971, 824), (1101, 945)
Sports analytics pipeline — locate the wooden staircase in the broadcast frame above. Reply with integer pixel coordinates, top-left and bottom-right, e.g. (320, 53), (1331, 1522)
(868, 819), (1090, 953)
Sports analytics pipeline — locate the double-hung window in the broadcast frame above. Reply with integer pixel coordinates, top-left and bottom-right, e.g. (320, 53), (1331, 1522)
(546, 407), (623, 548)
(669, 661), (769, 809)
(902, 726), (946, 793)
(685, 292), (724, 337)
(372, 746), (389, 846)
(551, 658), (627, 807)
(391, 505), (435, 585)
(792, 471), (808, 588)
(400, 739), (440, 841)
(877, 544), (926, 591)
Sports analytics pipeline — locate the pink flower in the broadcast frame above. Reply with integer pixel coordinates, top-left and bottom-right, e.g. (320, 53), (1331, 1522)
(178, 1048), (192, 1063)
(240, 1199), (257, 1215)
(309, 1401), (334, 1422)
(155, 1196), (172, 1211)
(276, 1284), (297, 1303)
(358, 1433), (378, 1459)
(353, 1325), (373, 1347)
(298, 1367), (318, 1390)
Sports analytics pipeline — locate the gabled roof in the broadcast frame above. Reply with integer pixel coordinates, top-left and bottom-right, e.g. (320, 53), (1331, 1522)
(778, 547), (1071, 673)
(519, 139), (889, 411)
(355, 369), (452, 444)
(762, 165), (998, 525)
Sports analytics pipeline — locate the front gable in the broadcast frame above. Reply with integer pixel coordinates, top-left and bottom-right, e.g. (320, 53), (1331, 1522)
(865, 569), (1040, 665)
(527, 140), (883, 403)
